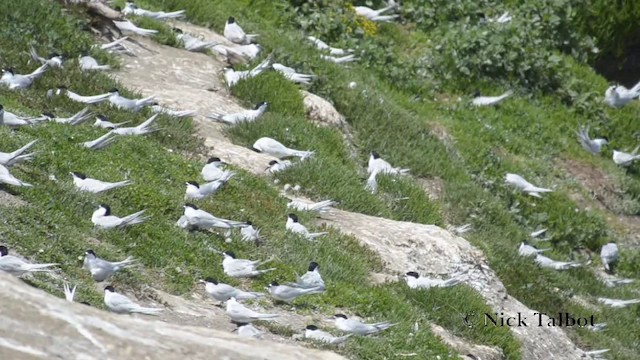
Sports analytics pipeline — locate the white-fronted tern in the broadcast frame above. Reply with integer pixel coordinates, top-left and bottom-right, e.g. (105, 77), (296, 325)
(405, 271), (462, 289)
(108, 88), (156, 112)
(79, 53), (111, 71)
(534, 254), (581, 270)
(199, 277), (264, 304)
(472, 90), (513, 106)
(307, 36), (353, 56)
(0, 164), (32, 187)
(368, 151), (409, 175)
(0, 105), (45, 127)
(29, 46), (64, 68)
(272, 63), (315, 84)
(182, 204), (247, 230)
(266, 159), (293, 174)
(111, 114), (160, 135)
(226, 297), (278, 323)
(207, 102), (268, 125)
(103, 285), (162, 315)
(252, 137), (314, 159)
(113, 20), (158, 37)
(185, 173), (235, 200)
(267, 281), (324, 303)
(1, 64), (49, 90)
(93, 115), (131, 129)
(71, 172), (132, 194)
(613, 146), (640, 166)
(91, 204), (148, 229)
(240, 221), (262, 244)
(286, 261), (325, 290)
(0, 139), (38, 167)
(224, 56), (271, 87)
(286, 214), (328, 240)
(224, 17), (259, 45)
(576, 124), (608, 155)
(83, 249), (137, 282)
(333, 314), (396, 335)
(604, 82), (640, 108)
(518, 241), (551, 257)
(0, 246), (58, 276)
(222, 251), (275, 278)
(173, 28), (219, 52)
(505, 173), (552, 198)
(600, 243), (618, 274)
(304, 325), (352, 344)
(201, 157), (229, 182)
(235, 323), (263, 338)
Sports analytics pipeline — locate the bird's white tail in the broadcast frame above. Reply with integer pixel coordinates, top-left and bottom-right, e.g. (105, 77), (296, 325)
(26, 263), (59, 271)
(133, 306), (163, 315)
(122, 210), (148, 226)
(309, 200), (337, 212)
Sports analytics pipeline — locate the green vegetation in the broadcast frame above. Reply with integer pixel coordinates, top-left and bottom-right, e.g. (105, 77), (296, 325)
(2, 0), (640, 359)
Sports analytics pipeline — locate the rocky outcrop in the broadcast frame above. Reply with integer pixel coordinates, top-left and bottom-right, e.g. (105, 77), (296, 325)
(300, 90), (346, 128)
(0, 273), (346, 360)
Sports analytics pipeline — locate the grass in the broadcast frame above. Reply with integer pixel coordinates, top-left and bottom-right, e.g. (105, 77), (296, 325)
(4, 0), (640, 359)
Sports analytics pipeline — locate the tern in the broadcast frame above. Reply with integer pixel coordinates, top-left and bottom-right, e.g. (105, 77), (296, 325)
(182, 204), (247, 231)
(320, 54), (359, 64)
(79, 53), (111, 71)
(604, 82), (640, 108)
(0, 164), (32, 187)
(91, 204), (148, 229)
(597, 297), (640, 308)
(354, 3), (399, 22)
(108, 88), (156, 112)
(267, 281), (325, 303)
(113, 20), (158, 37)
(185, 173), (235, 200)
(103, 285), (162, 315)
(173, 28), (219, 52)
(505, 173), (552, 198)
(304, 325), (352, 344)
(83, 131), (118, 150)
(226, 297), (278, 323)
(518, 241), (551, 257)
(600, 243), (618, 274)
(111, 114), (160, 136)
(83, 249), (137, 282)
(224, 17), (259, 45)
(0, 246), (58, 276)
(150, 103), (196, 118)
(213, 44), (261, 64)
(53, 86), (111, 104)
(234, 323), (263, 339)
(534, 254), (581, 270)
(240, 221), (262, 244)
(0, 139), (38, 167)
(224, 56), (271, 87)
(368, 151), (409, 175)
(472, 90), (513, 106)
(576, 124), (608, 155)
(285, 261), (325, 290)
(93, 115), (131, 129)
(63, 282), (77, 302)
(222, 251), (275, 278)
(307, 36), (353, 56)
(207, 102), (268, 125)
(287, 199), (336, 213)
(70, 172), (132, 194)
(1, 64), (49, 90)
(198, 277), (264, 304)
(272, 63), (315, 84)
(613, 146), (640, 166)
(201, 157), (230, 182)
(42, 107), (93, 125)
(333, 314), (396, 335)
(404, 271), (463, 289)
(252, 137), (314, 159)
(29, 46), (64, 68)
(286, 214), (328, 240)
(123, 2), (185, 20)
(0, 105), (43, 127)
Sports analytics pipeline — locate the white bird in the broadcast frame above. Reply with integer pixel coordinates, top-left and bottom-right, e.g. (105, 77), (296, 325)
(53, 86), (112, 104)
(597, 297), (640, 308)
(404, 271), (462, 289)
(108, 88), (156, 112)
(83, 249), (136, 282)
(91, 204), (148, 229)
(235, 323), (263, 339)
(83, 131), (118, 150)
(207, 102), (268, 125)
(576, 124), (608, 155)
(63, 282), (76, 302)
(354, 4), (399, 22)
(584, 349), (609, 359)
(226, 297), (278, 323)
(534, 254), (581, 270)
(182, 204), (247, 231)
(266, 159), (293, 174)
(150, 103), (196, 118)
(173, 28), (218, 52)
(267, 281), (324, 303)
(504, 173), (552, 198)
(604, 82), (640, 108)
(531, 228), (547, 239)
(286, 213), (328, 240)
(368, 151), (409, 175)
(287, 199), (336, 213)
(448, 223), (473, 236)
(272, 63), (315, 84)
(71, 172), (131, 194)
(111, 114), (160, 136)
(199, 277), (264, 304)
(252, 137), (314, 159)
(224, 16), (259, 45)
(222, 251), (275, 278)
(304, 325), (352, 344)
(113, 20), (158, 37)
(518, 241), (551, 257)
(365, 169), (380, 193)
(0, 246), (58, 276)
(240, 221), (262, 244)
(0, 139), (38, 167)
(307, 36), (352, 56)
(588, 323), (607, 332)
(29, 47), (64, 68)
(613, 146), (640, 166)
(286, 261), (325, 290)
(603, 278), (635, 287)
(95, 36), (133, 55)
(1, 64), (49, 90)
(600, 243), (619, 274)
(333, 314), (396, 335)
(185, 173), (235, 200)
(201, 157), (230, 182)
(79, 54), (111, 71)
(472, 90), (513, 106)
(103, 285), (162, 315)
(122, 2), (185, 20)
(320, 54), (359, 64)
(0, 105), (43, 127)
(93, 115), (131, 129)
(0, 164), (32, 187)
(213, 44), (262, 62)
(42, 107), (93, 125)
(224, 56), (271, 87)
(485, 11), (513, 24)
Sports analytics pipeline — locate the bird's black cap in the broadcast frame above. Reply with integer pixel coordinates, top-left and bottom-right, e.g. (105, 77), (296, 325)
(228, 16), (236, 24)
